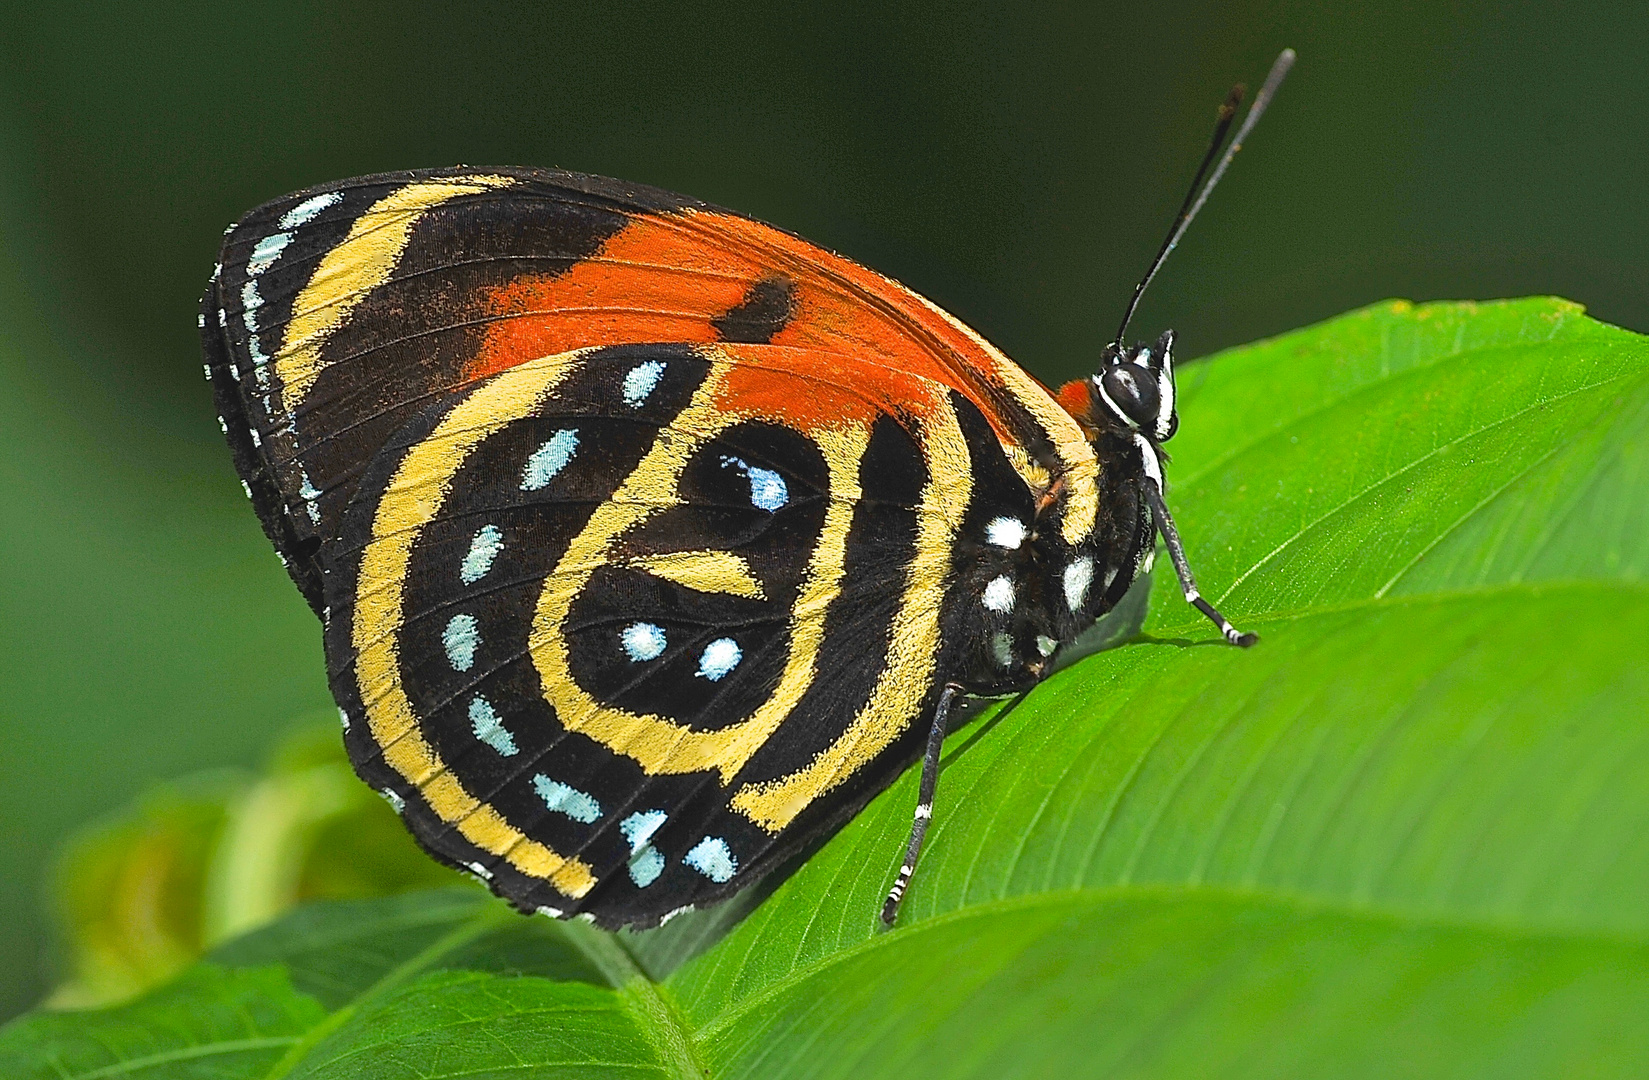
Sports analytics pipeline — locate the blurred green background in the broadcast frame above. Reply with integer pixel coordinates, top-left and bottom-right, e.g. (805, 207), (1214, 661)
(1, 0), (1644, 1020)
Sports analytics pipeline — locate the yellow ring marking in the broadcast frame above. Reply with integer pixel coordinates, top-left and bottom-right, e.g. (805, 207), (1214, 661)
(275, 174), (516, 411)
(907, 291), (1100, 544)
(626, 550), (766, 599)
(351, 347), (596, 898)
(531, 353), (869, 782)
(730, 392), (972, 831)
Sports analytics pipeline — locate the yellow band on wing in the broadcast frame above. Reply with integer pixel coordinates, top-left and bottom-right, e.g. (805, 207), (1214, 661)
(907, 289), (1100, 544)
(350, 347), (596, 898)
(274, 174), (516, 412)
(531, 351), (869, 782)
(627, 550), (766, 600)
(730, 389), (971, 832)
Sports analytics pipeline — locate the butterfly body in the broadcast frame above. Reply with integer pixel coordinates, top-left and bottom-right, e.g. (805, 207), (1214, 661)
(202, 163), (1233, 927)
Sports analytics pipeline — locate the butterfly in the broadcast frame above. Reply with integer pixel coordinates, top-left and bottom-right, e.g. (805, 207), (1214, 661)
(200, 52), (1291, 930)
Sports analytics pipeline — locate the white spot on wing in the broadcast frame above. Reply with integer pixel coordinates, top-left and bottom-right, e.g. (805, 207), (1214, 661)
(991, 631), (1015, 668)
(983, 575), (1015, 613)
(533, 776), (602, 823)
(442, 613), (479, 671)
(279, 191), (342, 229)
(685, 836), (737, 882)
(1064, 556), (1094, 611)
(380, 788), (405, 813)
(460, 524), (504, 584)
(469, 696), (518, 756)
(621, 360), (667, 406)
(697, 638), (742, 681)
(985, 516), (1026, 549)
(521, 429), (579, 490)
(622, 622), (667, 662)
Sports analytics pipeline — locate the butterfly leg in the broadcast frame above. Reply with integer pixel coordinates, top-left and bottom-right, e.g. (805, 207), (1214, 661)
(881, 681), (963, 926)
(1142, 477), (1258, 647)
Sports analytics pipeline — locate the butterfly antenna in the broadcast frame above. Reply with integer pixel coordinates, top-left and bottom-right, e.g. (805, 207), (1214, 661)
(1112, 48), (1296, 348)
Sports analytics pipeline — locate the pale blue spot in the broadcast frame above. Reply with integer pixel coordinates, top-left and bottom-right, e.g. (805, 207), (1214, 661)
(240, 279), (262, 330)
(533, 775), (602, 824)
(722, 456), (788, 511)
(249, 334), (269, 370)
(628, 846), (666, 887)
(697, 638), (741, 681)
(460, 524), (504, 584)
(280, 191), (342, 229)
(748, 467), (787, 511)
(622, 360), (667, 406)
(521, 428), (579, 490)
(684, 836), (737, 882)
(620, 810), (668, 851)
(469, 696), (517, 756)
(247, 231), (291, 275)
(299, 472), (322, 524)
(622, 622), (667, 662)
(443, 613), (480, 671)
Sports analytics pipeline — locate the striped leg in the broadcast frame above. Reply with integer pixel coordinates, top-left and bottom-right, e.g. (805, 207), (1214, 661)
(881, 682), (962, 925)
(1142, 477), (1258, 648)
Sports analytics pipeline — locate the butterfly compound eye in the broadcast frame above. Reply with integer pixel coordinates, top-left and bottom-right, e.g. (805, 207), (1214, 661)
(1097, 363), (1161, 431)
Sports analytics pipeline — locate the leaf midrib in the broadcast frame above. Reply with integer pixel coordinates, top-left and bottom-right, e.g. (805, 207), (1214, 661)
(684, 880), (1649, 1045)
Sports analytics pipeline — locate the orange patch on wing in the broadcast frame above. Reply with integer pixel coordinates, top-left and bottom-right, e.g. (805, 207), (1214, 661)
(463, 208), (1014, 413)
(701, 215), (993, 395)
(466, 214), (762, 380)
(714, 344), (948, 433)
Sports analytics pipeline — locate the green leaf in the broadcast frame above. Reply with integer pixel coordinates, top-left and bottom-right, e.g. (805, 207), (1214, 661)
(0, 965), (325, 1079)
(45, 722), (469, 1009)
(9, 298), (1648, 1077)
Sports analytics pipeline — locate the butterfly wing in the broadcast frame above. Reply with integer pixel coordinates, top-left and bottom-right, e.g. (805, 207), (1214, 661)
(201, 167), (1100, 614)
(324, 340), (1034, 925)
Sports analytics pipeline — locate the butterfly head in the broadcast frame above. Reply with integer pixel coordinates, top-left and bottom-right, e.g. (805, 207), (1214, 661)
(1089, 328), (1178, 444)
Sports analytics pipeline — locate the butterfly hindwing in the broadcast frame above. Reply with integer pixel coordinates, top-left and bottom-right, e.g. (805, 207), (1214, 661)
(325, 341), (1013, 925)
